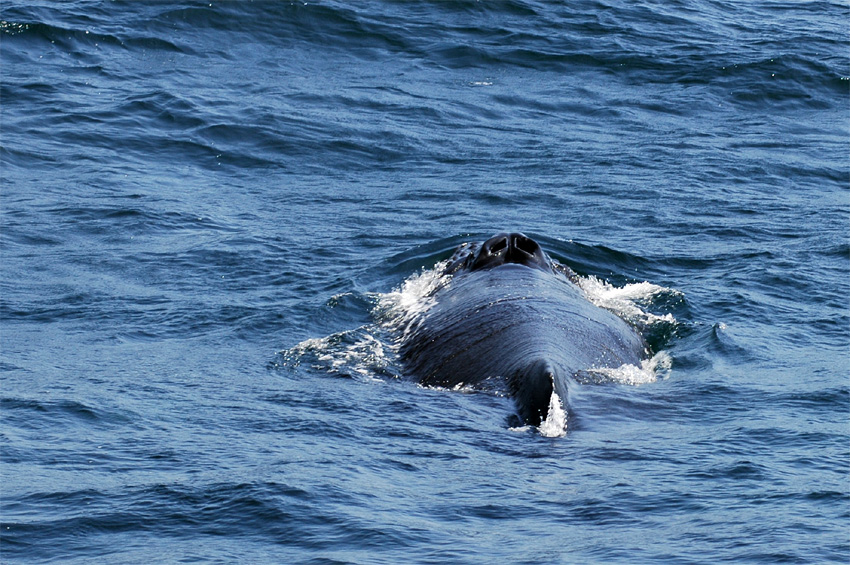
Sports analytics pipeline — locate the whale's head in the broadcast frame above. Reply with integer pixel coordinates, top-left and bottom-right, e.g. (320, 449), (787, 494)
(467, 232), (551, 272)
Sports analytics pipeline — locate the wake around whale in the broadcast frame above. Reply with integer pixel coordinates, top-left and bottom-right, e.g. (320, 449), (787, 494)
(396, 232), (650, 430)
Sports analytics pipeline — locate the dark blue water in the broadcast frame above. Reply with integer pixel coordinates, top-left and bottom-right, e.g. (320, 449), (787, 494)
(2, 1), (848, 562)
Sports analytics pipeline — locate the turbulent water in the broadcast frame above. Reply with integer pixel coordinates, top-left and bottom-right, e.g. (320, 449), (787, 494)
(2, 1), (848, 563)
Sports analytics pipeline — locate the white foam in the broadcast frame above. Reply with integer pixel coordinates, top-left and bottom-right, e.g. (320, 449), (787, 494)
(332, 332), (389, 379)
(585, 350), (673, 385)
(577, 275), (678, 326)
(375, 261), (450, 339)
(280, 328), (391, 382)
(538, 390), (568, 438)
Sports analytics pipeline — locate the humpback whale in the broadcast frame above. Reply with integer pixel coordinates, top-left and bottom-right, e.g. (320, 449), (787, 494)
(398, 233), (648, 426)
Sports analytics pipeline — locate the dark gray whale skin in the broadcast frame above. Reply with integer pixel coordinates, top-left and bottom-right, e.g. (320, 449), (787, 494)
(399, 233), (647, 426)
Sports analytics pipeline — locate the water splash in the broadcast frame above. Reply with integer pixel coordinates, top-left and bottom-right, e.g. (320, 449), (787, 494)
(577, 275), (679, 327)
(375, 261), (450, 339)
(538, 391), (568, 438)
(581, 350), (673, 385)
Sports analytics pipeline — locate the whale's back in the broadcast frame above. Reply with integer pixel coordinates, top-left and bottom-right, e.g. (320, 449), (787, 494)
(399, 265), (647, 423)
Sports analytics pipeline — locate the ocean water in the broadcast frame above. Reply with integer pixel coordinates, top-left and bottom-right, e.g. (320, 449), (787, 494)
(1, 1), (848, 563)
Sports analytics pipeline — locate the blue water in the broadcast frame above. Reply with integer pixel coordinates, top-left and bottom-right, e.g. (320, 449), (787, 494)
(2, 1), (848, 562)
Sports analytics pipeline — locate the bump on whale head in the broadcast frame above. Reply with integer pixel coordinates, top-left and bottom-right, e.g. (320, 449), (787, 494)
(460, 232), (552, 273)
(443, 232), (579, 282)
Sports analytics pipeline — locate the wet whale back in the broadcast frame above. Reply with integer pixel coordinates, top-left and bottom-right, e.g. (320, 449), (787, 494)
(400, 265), (646, 399)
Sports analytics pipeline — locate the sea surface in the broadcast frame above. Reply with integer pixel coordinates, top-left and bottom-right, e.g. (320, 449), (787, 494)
(1, 1), (848, 563)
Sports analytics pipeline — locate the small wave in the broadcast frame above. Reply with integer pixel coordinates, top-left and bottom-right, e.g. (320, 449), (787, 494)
(1, 397), (136, 429)
(274, 327), (396, 382)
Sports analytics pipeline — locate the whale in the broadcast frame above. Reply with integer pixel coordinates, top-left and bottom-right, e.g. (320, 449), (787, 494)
(398, 232), (648, 426)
